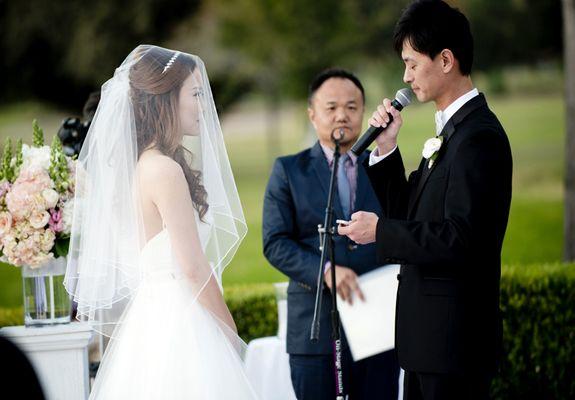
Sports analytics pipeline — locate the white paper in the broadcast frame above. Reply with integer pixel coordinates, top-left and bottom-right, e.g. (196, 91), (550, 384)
(337, 264), (400, 361)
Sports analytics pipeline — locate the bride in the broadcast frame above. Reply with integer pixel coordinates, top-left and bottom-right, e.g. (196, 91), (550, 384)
(64, 45), (259, 399)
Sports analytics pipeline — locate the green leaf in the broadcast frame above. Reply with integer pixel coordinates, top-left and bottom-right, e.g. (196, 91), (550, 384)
(1, 138), (14, 182)
(54, 237), (70, 258)
(32, 119), (44, 147)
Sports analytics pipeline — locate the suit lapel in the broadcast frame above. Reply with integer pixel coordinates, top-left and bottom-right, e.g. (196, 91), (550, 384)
(408, 120), (455, 217)
(408, 158), (426, 215)
(407, 94), (487, 217)
(310, 142), (345, 218)
(354, 151), (370, 213)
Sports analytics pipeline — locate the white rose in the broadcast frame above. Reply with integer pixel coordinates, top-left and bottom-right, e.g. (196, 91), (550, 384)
(21, 144), (51, 171)
(422, 137), (443, 159)
(30, 210), (50, 229)
(42, 189), (59, 209)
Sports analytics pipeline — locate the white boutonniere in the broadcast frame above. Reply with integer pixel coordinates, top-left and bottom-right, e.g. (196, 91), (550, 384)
(422, 136), (443, 169)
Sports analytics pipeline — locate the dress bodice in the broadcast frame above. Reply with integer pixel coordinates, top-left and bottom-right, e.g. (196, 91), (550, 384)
(140, 211), (212, 280)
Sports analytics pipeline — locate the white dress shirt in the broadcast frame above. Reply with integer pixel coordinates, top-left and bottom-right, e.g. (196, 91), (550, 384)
(434, 88), (478, 135)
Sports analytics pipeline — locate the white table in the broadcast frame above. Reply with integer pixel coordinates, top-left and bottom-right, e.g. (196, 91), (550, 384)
(245, 335), (297, 400)
(1, 323), (93, 400)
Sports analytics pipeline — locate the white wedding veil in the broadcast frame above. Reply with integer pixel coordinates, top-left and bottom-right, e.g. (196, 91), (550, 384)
(64, 45), (247, 337)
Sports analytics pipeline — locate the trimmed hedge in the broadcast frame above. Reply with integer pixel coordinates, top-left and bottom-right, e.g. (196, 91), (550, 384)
(0, 307), (23, 327)
(1, 264), (573, 399)
(494, 263), (575, 399)
(0, 285), (279, 343)
(224, 284), (278, 342)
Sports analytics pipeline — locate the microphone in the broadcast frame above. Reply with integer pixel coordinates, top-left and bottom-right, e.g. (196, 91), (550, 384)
(351, 88), (414, 156)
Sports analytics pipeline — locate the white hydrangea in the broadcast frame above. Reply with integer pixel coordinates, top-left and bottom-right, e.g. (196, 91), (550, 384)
(21, 144), (52, 171)
(62, 198), (75, 234)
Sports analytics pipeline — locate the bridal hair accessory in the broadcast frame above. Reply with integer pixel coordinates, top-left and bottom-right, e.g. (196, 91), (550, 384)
(162, 51), (180, 74)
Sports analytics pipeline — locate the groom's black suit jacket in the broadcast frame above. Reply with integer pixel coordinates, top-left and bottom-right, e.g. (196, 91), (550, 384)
(365, 94), (512, 375)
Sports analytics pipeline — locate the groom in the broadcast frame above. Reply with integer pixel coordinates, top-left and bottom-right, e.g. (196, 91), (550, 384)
(339, 1), (512, 399)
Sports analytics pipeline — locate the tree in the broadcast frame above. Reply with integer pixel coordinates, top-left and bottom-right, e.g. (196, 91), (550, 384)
(464, 0), (562, 71)
(214, 0), (404, 161)
(0, 0), (201, 108)
(563, 0), (575, 261)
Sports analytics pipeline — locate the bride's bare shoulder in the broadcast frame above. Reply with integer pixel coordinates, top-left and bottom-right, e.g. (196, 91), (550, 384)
(137, 150), (185, 185)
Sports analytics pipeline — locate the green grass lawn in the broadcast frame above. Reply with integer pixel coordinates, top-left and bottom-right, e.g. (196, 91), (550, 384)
(0, 93), (566, 307)
(224, 93), (566, 284)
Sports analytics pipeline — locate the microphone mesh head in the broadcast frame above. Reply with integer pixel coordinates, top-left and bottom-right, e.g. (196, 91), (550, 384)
(395, 88), (414, 108)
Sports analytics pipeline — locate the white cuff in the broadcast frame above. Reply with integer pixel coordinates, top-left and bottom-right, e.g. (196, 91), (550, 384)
(369, 146), (398, 166)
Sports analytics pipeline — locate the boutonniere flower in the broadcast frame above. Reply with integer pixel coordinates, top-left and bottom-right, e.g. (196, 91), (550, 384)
(422, 136), (443, 169)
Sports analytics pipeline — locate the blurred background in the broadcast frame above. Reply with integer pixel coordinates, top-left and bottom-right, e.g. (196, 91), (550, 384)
(0, 0), (569, 307)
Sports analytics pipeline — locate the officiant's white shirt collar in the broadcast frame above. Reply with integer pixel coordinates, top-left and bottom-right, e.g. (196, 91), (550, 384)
(435, 88), (478, 135)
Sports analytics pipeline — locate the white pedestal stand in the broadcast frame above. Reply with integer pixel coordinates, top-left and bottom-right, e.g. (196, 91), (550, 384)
(1, 323), (93, 400)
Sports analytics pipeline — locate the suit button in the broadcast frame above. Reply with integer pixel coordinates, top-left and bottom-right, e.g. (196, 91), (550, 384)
(347, 244), (357, 251)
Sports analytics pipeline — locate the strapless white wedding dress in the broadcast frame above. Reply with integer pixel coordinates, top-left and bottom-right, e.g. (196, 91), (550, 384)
(88, 226), (259, 399)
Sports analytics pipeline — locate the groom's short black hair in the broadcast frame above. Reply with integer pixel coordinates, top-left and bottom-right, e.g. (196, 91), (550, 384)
(308, 68), (365, 105)
(393, 0), (474, 76)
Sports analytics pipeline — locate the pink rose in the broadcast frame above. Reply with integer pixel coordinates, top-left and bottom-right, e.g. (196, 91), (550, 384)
(13, 220), (33, 238)
(6, 167), (53, 220)
(1, 233), (16, 254)
(30, 211), (50, 229)
(39, 229), (56, 253)
(6, 229), (54, 267)
(0, 211), (13, 236)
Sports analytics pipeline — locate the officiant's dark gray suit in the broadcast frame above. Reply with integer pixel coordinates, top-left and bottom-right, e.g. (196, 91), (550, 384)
(365, 94), (512, 397)
(263, 141), (399, 400)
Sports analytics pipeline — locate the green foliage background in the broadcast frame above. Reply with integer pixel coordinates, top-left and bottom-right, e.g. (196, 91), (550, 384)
(0, 0), (563, 110)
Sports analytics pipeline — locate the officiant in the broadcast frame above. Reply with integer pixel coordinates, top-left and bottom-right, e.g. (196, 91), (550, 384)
(262, 68), (399, 400)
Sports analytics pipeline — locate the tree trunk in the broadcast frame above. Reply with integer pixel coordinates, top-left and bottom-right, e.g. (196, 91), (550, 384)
(563, 0), (575, 261)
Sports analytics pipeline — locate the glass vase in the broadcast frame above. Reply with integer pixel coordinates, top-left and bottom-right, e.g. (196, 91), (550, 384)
(21, 256), (71, 326)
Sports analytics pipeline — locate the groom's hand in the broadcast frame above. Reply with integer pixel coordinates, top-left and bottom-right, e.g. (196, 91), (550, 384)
(338, 211), (378, 244)
(324, 265), (365, 305)
(369, 98), (403, 155)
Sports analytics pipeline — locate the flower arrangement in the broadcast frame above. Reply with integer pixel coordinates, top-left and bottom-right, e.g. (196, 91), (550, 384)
(0, 120), (76, 268)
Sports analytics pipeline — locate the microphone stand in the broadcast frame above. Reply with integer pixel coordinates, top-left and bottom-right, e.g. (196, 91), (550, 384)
(310, 128), (347, 400)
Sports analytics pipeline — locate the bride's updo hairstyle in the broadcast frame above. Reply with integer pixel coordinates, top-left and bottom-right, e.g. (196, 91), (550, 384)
(129, 46), (208, 220)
